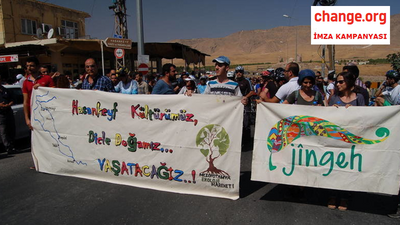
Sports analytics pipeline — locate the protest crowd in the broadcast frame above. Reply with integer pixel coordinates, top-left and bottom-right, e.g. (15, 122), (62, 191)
(1, 55), (400, 219)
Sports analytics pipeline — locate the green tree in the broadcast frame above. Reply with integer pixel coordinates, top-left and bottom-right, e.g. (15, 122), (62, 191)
(387, 52), (400, 71)
(196, 124), (230, 177)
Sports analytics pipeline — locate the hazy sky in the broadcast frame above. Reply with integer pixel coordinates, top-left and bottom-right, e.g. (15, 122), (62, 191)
(40, 0), (400, 42)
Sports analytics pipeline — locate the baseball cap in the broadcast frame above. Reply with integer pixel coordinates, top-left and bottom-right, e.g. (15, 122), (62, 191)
(212, 56), (230, 65)
(386, 70), (399, 78)
(261, 71), (270, 76)
(184, 75), (195, 81)
(16, 74), (24, 80)
(346, 62), (358, 66)
(235, 66), (244, 71)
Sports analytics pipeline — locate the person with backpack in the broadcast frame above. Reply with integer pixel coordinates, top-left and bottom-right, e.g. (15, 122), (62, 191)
(283, 69), (323, 106)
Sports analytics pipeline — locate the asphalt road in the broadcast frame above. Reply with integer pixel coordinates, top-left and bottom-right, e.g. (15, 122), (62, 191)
(0, 144), (399, 225)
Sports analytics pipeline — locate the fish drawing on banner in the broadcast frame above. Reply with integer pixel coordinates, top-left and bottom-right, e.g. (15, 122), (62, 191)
(266, 115), (390, 170)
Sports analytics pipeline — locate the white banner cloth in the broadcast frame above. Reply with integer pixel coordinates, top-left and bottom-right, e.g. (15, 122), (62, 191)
(252, 103), (400, 195)
(31, 87), (243, 200)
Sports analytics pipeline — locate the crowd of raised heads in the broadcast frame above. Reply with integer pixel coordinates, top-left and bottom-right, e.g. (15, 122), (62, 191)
(249, 62), (400, 108)
(4, 56), (399, 109)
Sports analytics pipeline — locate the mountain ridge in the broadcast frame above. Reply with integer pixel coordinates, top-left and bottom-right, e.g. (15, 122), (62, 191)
(169, 14), (400, 65)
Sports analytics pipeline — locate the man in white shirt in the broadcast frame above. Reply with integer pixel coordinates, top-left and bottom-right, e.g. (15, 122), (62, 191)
(375, 70), (400, 106)
(325, 72), (335, 102)
(264, 62), (300, 103)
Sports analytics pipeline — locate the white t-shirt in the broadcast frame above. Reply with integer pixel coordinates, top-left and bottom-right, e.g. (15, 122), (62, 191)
(383, 84), (400, 105)
(275, 77), (299, 101)
(325, 82), (335, 100)
(203, 80), (242, 96)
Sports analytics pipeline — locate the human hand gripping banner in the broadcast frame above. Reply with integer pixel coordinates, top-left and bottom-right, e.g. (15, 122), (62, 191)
(252, 103), (400, 195)
(31, 87), (243, 200)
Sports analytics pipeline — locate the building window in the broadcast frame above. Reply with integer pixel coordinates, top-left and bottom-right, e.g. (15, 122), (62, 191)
(21, 19), (37, 35)
(61, 20), (78, 39)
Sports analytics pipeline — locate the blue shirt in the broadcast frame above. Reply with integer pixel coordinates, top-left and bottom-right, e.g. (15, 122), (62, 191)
(151, 80), (175, 94)
(82, 75), (115, 92)
(115, 80), (138, 94)
(197, 84), (207, 94)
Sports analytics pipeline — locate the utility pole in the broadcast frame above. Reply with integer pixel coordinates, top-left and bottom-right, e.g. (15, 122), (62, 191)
(109, 0), (128, 69)
(312, 0), (337, 77)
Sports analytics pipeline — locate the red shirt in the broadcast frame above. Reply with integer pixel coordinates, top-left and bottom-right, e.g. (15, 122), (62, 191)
(22, 74), (55, 113)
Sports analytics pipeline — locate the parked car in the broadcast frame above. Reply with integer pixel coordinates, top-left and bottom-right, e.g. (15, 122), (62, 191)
(3, 85), (30, 140)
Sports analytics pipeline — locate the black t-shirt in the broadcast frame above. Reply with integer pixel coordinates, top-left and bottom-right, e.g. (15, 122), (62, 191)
(237, 78), (252, 96)
(357, 86), (369, 105)
(262, 81), (278, 99)
(0, 85), (12, 104)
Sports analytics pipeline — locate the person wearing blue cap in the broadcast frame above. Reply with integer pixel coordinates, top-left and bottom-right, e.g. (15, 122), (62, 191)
(283, 69), (323, 106)
(203, 56), (247, 105)
(374, 70), (400, 106)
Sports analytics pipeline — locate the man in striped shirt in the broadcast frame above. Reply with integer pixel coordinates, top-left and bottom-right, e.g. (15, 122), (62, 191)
(203, 56), (247, 105)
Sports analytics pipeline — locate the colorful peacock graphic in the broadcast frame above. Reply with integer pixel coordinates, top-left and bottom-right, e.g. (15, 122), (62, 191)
(267, 115), (390, 170)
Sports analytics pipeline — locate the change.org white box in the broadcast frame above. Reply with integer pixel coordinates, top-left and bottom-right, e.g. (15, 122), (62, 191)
(311, 6), (390, 45)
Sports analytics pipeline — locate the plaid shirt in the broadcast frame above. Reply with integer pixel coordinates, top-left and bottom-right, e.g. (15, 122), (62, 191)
(81, 75), (115, 92)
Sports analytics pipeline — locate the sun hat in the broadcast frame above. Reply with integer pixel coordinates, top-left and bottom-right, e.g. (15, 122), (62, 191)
(298, 69), (316, 85)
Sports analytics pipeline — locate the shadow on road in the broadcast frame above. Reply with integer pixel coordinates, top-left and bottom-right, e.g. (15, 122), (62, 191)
(0, 136), (31, 158)
(260, 184), (399, 215)
(239, 171), (267, 198)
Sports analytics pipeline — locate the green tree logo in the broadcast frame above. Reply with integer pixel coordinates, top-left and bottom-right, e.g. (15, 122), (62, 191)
(196, 124), (230, 177)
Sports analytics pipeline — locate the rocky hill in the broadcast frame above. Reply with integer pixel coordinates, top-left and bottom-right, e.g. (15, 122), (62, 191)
(170, 14), (400, 66)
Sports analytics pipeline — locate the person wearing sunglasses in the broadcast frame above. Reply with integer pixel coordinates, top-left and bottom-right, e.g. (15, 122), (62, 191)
(328, 71), (364, 108)
(342, 64), (369, 105)
(326, 71), (364, 210)
(283, 69), (323, 106)
(81, 58), (115, 92)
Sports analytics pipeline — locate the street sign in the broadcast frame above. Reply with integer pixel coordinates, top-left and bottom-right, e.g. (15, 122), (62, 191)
(114, 48), (125, 59)
(138, 63), (149, 75)
(104, 38), (132, 49)
(138, 55), (149, 64)
(0, 54), (18, 63)
(113, 34), (123, 39)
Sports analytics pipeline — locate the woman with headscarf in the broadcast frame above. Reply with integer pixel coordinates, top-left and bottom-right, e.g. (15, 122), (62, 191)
(283, 69), (323, 106)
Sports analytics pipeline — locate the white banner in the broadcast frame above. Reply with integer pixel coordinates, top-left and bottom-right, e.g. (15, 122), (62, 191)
(252, 103), (400, 195)
(31, 87), (243, 200)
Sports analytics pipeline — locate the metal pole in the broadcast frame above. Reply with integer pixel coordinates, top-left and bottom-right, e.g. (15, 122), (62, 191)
(295, 27), (297, 62)
(321, 45), (326, 77)
(137, 0), (145, 56)
(101, 40), (105, 75)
